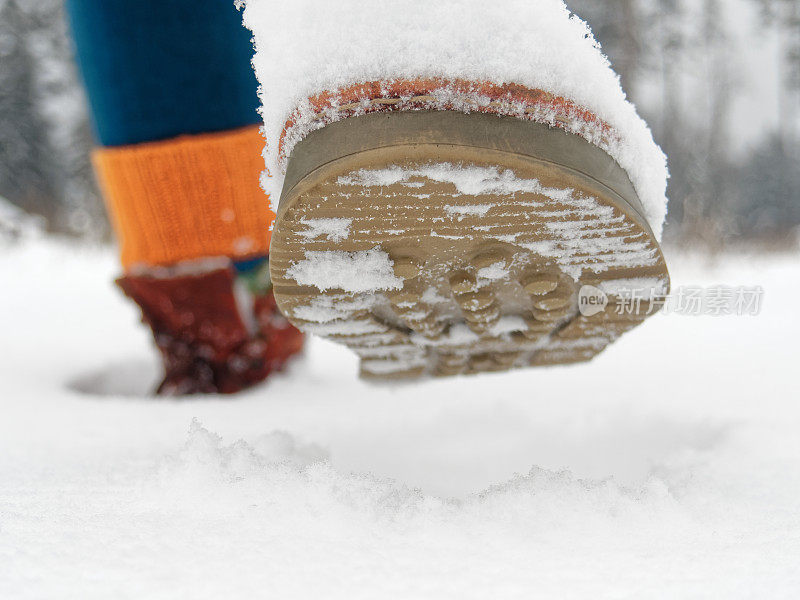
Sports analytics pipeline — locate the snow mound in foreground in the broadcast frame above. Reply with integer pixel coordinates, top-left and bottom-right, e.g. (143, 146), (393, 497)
(161, 420), (688, 561)
(241, 0), (668, 237)
(3, 240), (800, 597)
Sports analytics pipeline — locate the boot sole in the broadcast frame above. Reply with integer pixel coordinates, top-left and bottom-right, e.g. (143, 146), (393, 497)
(270, 110), (669, 379)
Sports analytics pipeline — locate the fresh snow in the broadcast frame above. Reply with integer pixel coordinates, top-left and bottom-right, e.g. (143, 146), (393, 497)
(286, 248), (403, 293)
(346, 164), (572, 200)
(444, 204), (494, 219)
(2, 239), (800, 598)
(290, 294), (374, 324)
(241, 0), (669, 236)
(477, 261), (511, 281)
(598, 277), (670, 299)
(334, 163), (660, 280)
(338, 164), (574, 200)
(298, 217), (352, 242)
(302, 319), (388, 337)
(0, 196), (44, 242)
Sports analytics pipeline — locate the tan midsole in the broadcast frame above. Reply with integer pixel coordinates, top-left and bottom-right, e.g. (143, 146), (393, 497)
(280, 110), (647, 232)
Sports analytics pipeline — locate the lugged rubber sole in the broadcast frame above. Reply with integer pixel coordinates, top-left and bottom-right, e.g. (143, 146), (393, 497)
(270, 110), (669, 379)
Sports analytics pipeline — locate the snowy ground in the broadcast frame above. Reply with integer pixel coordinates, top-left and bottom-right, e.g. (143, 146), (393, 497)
(1, 237), (799, 599)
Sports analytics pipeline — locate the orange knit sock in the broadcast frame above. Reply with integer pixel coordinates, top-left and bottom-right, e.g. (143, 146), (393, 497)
(93, 125), (272, 268)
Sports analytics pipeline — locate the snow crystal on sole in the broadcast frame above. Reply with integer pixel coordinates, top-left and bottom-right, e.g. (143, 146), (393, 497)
(286, 248), (403, 293)
(338, 164), (575, 198)
(445, 204), (493, 219)
(337, 163), (659, 279)
(298, 217), (352, 242)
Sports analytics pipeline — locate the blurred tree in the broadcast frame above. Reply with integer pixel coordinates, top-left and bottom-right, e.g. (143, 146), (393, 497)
(737, 134), (800, 238)
(0, 0), (59, 225)
(677, 0), (738, 246)
(0, 0), (106, 237)
(754, 0), (800, 141)
(569, 0), (799, 247)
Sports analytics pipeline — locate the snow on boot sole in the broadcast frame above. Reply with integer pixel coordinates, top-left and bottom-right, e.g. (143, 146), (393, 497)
(269, 110), (669, 379)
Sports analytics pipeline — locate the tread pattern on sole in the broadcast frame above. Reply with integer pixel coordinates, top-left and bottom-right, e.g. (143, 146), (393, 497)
(270, 115), (669, 380)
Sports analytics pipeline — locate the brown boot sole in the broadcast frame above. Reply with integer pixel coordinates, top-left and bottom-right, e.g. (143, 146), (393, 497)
(270, 110), (669, 379)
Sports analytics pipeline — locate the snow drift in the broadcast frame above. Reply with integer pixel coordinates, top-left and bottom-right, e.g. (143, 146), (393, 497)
(1, 239), (799, 597)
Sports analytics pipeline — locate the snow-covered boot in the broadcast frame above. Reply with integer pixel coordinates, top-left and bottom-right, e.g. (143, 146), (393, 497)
(241, 0), (670, 379)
